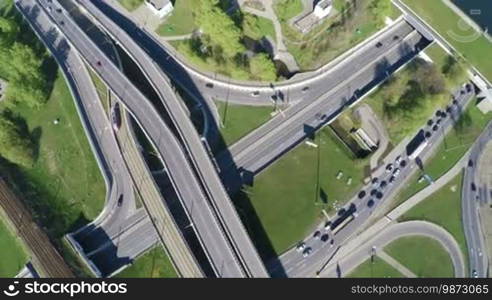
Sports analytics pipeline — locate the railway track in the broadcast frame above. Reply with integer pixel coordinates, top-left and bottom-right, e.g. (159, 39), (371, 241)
(0, 179), (74, 278)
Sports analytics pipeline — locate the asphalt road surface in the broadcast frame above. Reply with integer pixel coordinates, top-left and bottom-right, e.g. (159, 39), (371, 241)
(269, 87), (475, 277)
(27, 0), (267, 278)
(462, 122), (492, 277)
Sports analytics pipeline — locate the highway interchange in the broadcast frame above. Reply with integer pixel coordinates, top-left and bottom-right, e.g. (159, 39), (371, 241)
(14, 0), (491, 278)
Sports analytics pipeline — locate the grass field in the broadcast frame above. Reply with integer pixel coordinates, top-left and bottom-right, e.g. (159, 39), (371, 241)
(402, 0), (492, 82)
(347, 256), (405, 278)
(215, 101), (273, 150)
(399, 173), (468, 266)
(393, 104), (492, 206)
(278, 0), (384, 71)
(118, 0), (144, 12)
(385, 236), (455, 277)
(243, 14), (277, 43)
(0, 219), (27, 277)
(273, 0), (304, 23)
(157, 0), (198, 36)
(234, 128), (369, 257)
(0, 71), (106, 238)
(117, 247), (177, 278)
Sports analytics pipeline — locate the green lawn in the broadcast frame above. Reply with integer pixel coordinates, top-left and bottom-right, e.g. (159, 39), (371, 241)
(0, 71), (106, 238)
(273, 0), (304, 23)
(402, 0), (492, 82)
(118, 0), (144, 12)
(393, 104), (492, 206)
(280, 0), (384, 70)
(0, 219), (27, 277)
(117, 246), (177, 278)
(234, 128), (369, 258)
(399, 173), (468, 267)
(347, 256), (405, 278)
(87, 67), (109, 113)
(385, 236), (455, 277)
(215, 101), (273, 151)
(243, 14), (277, 43)
(157, 0), (198, 36)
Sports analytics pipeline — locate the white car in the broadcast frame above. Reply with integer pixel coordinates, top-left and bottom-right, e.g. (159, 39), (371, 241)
(393, 168), (401, 177)
(296, 242), (306, 252)
(395, 155), (402, 164)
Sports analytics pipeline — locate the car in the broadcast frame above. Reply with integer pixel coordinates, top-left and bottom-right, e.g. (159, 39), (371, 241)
(324, 221), (331, 231)
(376, 42), (383, 48)
(380, 180), (387, 189)
(446, 105), (453, 113)
(56, 8), (62, 13)
(271, 94), (278, 101)
(466, 83), (473, 93)
(393, 168), (401, 177)
(302, 247), (312, 258)
(452, 99), (458, 106)
(389, 175), (396, 184)
(251, 90), (260, 97)
(471, 182), (477, 191)
(441, 112), (447, 118)
(472, 270), (478, 278)
(370, 189), (378, 196)
(425, 131), (432, 138)
(385, 163), (393, 173)
(117, 195), (123, 207)
(395, 155), (402, 164)
(296, 242), (306, 252)
(427, 119), (434, 126)
(468, 159), (474, 167)
(205, 82), (214, 88)
(371, 177), (379, 186)
(460, 89), (466, 95)
(376, 192), (383, 199)
(435, 110), (442, 117)
(302, 86), (310, 93)
(96, 61), (102, 67)
(330, 240), (335, 247)
(313, 230), (321, 239)
(436, 118), (442, 125)
(393, 35), (399, 41)
(111, 102), (121, 131)
(400, 160), (407, 168)
(358, 190), (367, 199)
(60, 21), (65, 26)
(367, 199), (375, 208)
(321, 234), (329, 242)
(432, 125), (439, 131)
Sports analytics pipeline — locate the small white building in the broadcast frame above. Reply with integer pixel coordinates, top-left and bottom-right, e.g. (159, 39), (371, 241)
(294, 0), (334, 34)
(145, 0), (173, 18)
(313, 0), (333, 19)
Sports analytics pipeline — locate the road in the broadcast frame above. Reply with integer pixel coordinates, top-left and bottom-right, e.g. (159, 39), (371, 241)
(269, 87), (475, 277)
(462, 122), (492, 277)
(218, 24), (428, 193)
(320, 221), (466, 278)
(73, 0), (268, 278)
(26, 0), (266, 278)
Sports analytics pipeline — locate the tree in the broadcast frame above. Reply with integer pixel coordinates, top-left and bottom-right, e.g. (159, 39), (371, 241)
(442, 55), (467, 86)
(369, 0), (391, 26)
(0, 112), (35, 168)
(249, 53), (277, 82)
(194, 0), (245, 58)
(412, 59), (446, 95)
(242, 13), (262, 40)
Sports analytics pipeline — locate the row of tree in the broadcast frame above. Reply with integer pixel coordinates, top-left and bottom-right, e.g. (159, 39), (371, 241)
(0, 15), (47, 167)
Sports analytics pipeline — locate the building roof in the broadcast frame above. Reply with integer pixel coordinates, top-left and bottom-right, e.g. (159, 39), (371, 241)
(146, 0), (171, 10)
(316, 0), (332, 10)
